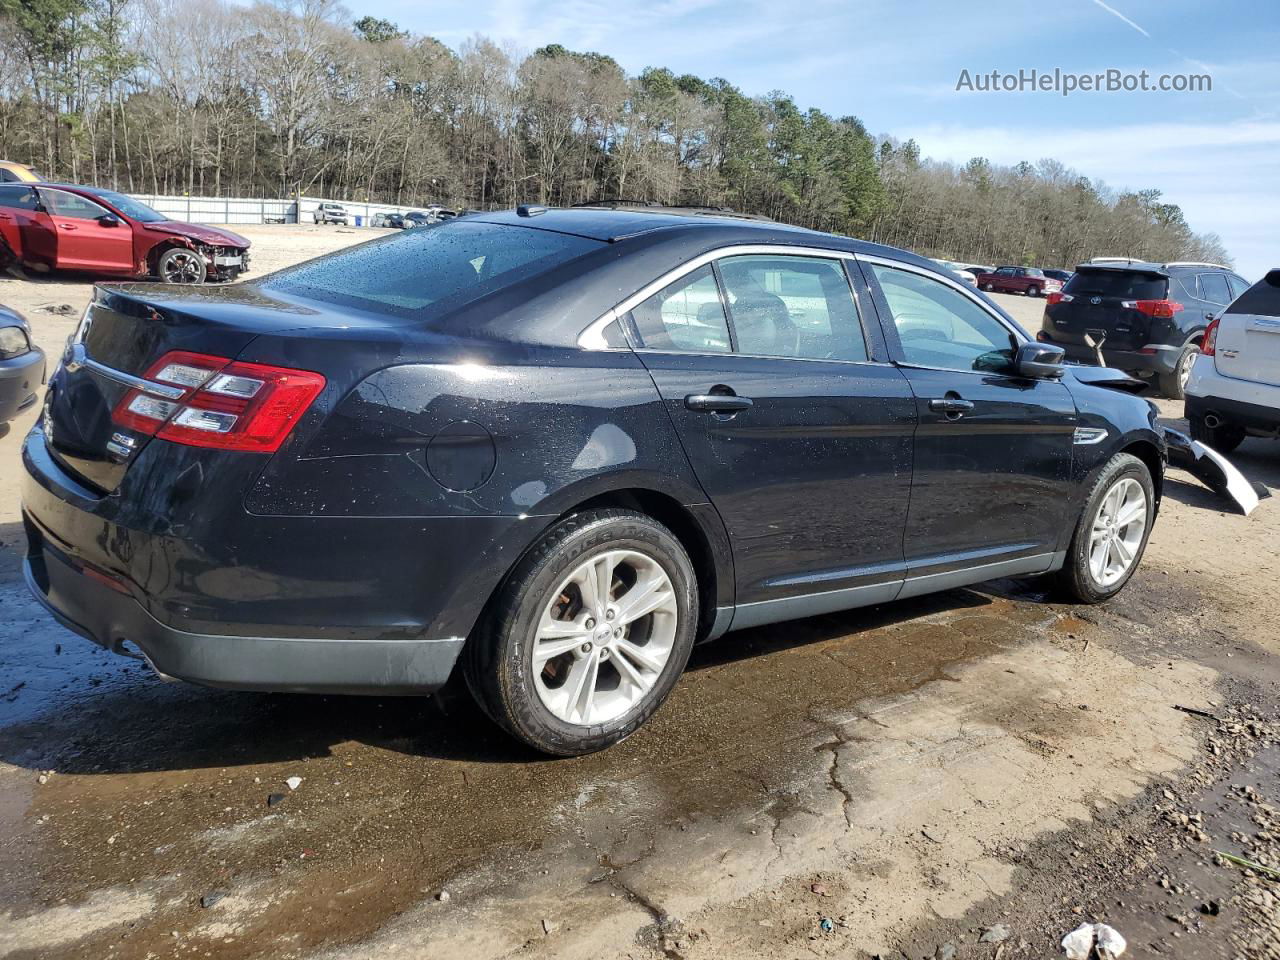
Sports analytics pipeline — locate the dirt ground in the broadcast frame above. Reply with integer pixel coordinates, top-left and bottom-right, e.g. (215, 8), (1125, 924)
(0, 227), (1278, 960)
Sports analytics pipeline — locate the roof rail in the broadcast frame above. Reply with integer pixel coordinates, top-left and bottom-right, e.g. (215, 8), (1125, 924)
(1163, 261), (1232, 270)
(1089, 256), (1139, 263)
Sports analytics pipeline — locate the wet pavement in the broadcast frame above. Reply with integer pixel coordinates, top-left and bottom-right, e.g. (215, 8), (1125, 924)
(2, 248), (1279, 958)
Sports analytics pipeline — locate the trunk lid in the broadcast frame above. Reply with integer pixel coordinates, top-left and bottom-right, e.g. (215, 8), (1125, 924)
(43, 282), (372, 494)
(1215, 270), (1280, 385)
(1043, 266), (1169, 351)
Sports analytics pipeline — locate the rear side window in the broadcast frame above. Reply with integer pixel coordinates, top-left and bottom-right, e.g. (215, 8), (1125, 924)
(629, 264), (731, 353)
(265, 221), (601, 318)
(1227, 276), (1250, 299)
(1064, 269), (1167, 300)
(1226, 274), (1280, 317)
(1197, 273), (1231, 305)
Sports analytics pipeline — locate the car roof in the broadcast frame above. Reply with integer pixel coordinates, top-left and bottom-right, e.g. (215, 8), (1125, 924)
(467, 206), (858, 246)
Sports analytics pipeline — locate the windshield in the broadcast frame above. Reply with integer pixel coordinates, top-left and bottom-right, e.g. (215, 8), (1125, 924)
(262, 220), (603, 319)
(87, 189), (167, 222)
(1064, 269), (1168, 300)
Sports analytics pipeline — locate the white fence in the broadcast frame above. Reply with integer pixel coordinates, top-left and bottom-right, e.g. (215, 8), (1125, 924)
(125, 193), (436, 227)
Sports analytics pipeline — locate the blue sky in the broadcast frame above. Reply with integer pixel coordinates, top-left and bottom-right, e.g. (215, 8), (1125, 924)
(359, 0), (1279, 278)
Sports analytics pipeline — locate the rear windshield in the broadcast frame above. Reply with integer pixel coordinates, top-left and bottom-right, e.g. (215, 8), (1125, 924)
(263, 221), (602, 318)
(1064, 269), (1167, 300)
(1226, 274), (1280, 317)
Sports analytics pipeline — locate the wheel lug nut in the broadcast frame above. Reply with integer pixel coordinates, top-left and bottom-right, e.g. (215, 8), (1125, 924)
(605, 608), (615, 620)
(580, 642), (592, 654)
(584, 618), (595, 629)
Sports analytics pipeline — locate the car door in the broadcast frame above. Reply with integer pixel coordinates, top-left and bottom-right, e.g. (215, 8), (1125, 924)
(860, 256), (1077, 590)
(625, 249), (917, 627)
(994, 266), (1017, 293)
(38, 188), (134, 273)
(0, 183), (55, 267)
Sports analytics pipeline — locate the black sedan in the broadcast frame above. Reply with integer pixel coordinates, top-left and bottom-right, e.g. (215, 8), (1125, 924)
(22, 207), (1164, 755)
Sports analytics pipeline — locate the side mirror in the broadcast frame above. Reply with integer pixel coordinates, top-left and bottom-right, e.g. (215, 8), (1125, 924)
(1015, 341), (1066, 379)
(98, 214), (121, 227)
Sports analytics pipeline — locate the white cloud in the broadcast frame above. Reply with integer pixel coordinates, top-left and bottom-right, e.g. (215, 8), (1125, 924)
(894, 119), (1280, 279)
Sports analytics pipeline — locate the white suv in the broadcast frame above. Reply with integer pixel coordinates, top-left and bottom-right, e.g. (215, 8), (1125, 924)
(312, 202), (349, 225)
(1185, 268), (1280, 452)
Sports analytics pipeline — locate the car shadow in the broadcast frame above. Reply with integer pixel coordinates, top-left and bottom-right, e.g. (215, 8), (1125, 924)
(0, 540), (1001, 775)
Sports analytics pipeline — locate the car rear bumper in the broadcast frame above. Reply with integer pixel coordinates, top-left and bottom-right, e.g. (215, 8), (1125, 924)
(20, 426), (515, 695)
(1185, 358), (1280, 431)
(23, 530), (465, 694)
(0, 347), (45, 422)
(1056, 341), (1181, 375)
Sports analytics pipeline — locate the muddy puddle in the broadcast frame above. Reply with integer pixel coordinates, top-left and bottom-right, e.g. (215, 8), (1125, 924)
(0, 579), (1051, 959)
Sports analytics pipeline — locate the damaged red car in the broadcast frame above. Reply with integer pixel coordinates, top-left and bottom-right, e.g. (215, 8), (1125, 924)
(0, 183), (250, 284)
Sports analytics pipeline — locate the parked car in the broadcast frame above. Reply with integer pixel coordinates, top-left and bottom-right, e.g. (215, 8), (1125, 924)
(1043, 269), (1073, 284)
(23, 206), (1165, 755)
(1038, 261), (1250, 399)
(1185, 268), (1280, 451)
(0, 161), (41, 183)
(976, 266), (1062, 297)
(0, 183), (250, 284)
(403, 207), (457, 229)
(312, 202), (349, 225)
(0, 304), (45, 427)
(372, 212), (404, 229)
(931, 259), (978, 287)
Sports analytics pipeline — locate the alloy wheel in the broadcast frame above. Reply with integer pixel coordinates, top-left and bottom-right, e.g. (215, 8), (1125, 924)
(532, 549), (678, 726)
(1088, 477), (1148, 587)
(162, 251), (203, 283)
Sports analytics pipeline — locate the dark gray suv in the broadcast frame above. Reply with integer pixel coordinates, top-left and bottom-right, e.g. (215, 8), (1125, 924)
(1039, 260), (1250, 399)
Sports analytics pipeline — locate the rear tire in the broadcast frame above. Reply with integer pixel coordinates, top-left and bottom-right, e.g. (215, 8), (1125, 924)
(1188, 414), (1246, 454)
(983, 282), (994, 292)
(1053, 453), (1154, 604)
(1157, 344), (1199, 400)
(463, 509), (698, 756)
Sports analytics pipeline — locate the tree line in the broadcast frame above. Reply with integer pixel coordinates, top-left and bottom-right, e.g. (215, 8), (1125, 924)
(0, 0), (1231, 269)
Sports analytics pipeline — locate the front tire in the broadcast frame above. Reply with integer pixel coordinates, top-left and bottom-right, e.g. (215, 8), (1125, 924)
(1054, 453), (1154, 603)
(464, 509), (698, 756)
(1027, 285), (1040, 297)
(156, 247), (206, 284)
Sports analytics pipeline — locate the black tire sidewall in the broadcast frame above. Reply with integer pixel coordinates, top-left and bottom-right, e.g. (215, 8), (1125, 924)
(1062, 453), (1155, 603)
(472, 510), (698, 756)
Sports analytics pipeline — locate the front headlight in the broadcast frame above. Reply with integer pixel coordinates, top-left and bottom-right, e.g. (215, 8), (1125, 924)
(0, 325), (30, 360)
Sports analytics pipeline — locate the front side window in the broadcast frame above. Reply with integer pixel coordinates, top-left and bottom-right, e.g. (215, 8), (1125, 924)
(717, 255), (867, 362)
(628, 264), (731, 353)
(1197, 273), (1231, 305)
(41, 190), (113, 221)
(870, 263), (1019, 373)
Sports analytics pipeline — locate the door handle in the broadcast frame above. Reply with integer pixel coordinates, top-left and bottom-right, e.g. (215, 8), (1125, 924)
(929, 397), (975, 415)
(685, 394), (753, 413)
(59, 224), (77, 231)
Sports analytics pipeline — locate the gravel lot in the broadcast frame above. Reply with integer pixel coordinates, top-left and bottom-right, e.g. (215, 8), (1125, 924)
(0, 228), (1278, 960)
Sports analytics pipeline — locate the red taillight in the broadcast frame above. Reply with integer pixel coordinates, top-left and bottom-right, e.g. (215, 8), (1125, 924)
(111, 351), (325, 452)
(1202, 315), (1221, 356)
(1046, 292), (1073, 306)
(1124, 299), (1184, 319)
